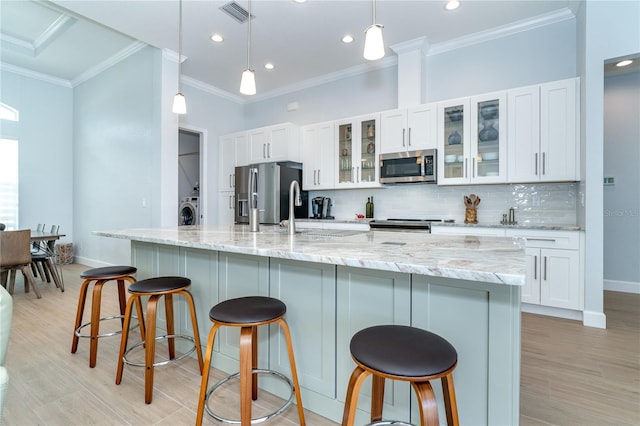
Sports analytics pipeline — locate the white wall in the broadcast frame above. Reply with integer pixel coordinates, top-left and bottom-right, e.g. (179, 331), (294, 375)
(579, 0), (640, 327)
(0, 70), (74, 243)
(73, 46), (160, 266)
(603, 71), (640, 291)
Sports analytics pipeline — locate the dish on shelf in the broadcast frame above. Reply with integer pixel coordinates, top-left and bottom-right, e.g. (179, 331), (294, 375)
(485, 171), (499, 176)
(482, 152), (499, 161)
(446, 108), (463, 122)
(445, 154), (458, 163)
(480, 104), (498, 119)
(457, 155), (465, 162)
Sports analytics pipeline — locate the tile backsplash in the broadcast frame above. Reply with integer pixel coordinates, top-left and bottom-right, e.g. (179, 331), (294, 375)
(310, 183), (577, 226)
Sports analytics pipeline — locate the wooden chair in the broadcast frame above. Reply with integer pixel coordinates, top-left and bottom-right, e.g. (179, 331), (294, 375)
(0, 229), (41, 298)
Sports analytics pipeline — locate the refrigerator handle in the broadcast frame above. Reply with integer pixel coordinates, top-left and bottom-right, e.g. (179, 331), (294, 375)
(248, 167), (258, 209)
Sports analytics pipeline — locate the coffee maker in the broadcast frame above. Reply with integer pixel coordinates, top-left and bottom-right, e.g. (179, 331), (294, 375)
(311, 197), (333, 219)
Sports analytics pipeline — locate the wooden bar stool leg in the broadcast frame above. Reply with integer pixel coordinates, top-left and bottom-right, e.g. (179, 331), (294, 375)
(116, 294), (138, 385)
(278, 318), (306, 426)
(239, 326), (254, 426)
(412, 381), (439, 426)
(144, 295), (160, 404)
(117, 279), (127, 327)
(89, 279), (107, 368)
(134, 296), (146, 343)
(341, 366), (371, 426)
(71, 279), (92, 353)
(165, 293), (176, 360)
(182, 289), (204, 372)
(441, 374), (459, 426)
(196, 323), (222, 426)
(251, 326), (258, 401)
(371, 375), (385, 423)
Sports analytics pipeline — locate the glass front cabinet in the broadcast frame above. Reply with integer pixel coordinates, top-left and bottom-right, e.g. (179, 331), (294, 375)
(335, 114), (380, 188)
(437, 92), (507, 185)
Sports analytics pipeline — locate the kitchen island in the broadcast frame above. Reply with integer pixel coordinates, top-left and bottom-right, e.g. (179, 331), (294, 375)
(96, 224), (524, 425)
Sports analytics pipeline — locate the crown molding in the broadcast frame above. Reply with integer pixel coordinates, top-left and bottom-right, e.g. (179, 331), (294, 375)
(0, 62), (72, 87)
(182, 76), (244, 104)
(162, 48), (187, 64)
(71, 41), (147, 87)
(391, 36), (430, 56)
(428, 7), (575, 56)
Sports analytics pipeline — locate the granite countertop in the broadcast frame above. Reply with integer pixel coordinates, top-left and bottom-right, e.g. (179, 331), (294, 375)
(431, 222), (583, 231)
(95, 224), (525, 286)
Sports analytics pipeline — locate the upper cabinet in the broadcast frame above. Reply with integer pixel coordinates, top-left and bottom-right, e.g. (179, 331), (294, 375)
(508, 78), (579, 183)
(248, 123), (301, 164)
(437, 98), (471, 185)
(218, 131), (248, 192)
(301, 121), (335, 190)
(379, 104), (437, 154)
(335, 113), (380, 188)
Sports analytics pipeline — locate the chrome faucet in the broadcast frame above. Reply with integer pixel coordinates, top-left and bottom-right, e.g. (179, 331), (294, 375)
(288, 180), (302, 235)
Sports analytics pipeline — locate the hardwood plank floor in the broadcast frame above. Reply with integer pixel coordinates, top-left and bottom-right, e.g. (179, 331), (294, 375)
(2, 263), (639, 425)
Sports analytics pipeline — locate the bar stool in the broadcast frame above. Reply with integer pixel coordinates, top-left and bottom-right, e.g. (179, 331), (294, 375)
(115, 276), (204, 404)
(342, 325), (459, 426)
(71, 265), (142, 368)
(195, 296), (305, 426)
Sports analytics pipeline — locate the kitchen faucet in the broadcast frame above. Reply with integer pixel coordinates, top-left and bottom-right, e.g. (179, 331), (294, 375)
(288, 180), (302, 235)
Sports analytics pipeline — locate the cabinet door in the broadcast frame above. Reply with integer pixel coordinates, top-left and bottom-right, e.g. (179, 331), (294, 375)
(540, 78), (578, 182)
(219, 135), (236, 191)
(336, 266), (411, 423)
(268, 125), (289, 161)
(269, 259), (336, 398)
(471, 92), (507, 183)
(217, 192), (235, 225)
(380, 109), (407, 154)
(248, 128), (269, 163)
(335, 119), (356, 187)
(301, 125), (320, 189)
(437, 98), (471, 185)
(235, 133), (249, 166)
(407, 103), (437, 151)
(507, 85), (540, 183)
(356, 116), (379, 186)
(540, 248), (581, 310)
(316, 122), (335, 189)
(522, 247), (541, 304)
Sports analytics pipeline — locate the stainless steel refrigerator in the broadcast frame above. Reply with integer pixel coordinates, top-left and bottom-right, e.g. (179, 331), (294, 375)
(234, 162), (308, 224)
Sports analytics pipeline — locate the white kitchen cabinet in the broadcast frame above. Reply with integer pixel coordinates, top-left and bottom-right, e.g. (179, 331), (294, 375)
(335, 113), (381, 188)
(217, 191), (235, 225)
(437, 92), (507, 185)
(506, 229), (583, 311)
(218, 132), (247, 192)
(248, 123), (300, 164)
(301, 121), (335, 190)
(508, 78), (579, 183)
(380, 104), (437, 154)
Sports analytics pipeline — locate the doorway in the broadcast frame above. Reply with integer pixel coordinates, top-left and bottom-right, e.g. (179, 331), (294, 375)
(178, 128), (205, 225)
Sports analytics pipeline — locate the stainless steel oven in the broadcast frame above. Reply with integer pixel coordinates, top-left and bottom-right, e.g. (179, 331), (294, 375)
(379, 149), (437, 184)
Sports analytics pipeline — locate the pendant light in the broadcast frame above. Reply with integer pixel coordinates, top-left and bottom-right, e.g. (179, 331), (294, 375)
(363, 0), (384, 61)
(172, 0), (187, 114)
(239, 0), (256, 95)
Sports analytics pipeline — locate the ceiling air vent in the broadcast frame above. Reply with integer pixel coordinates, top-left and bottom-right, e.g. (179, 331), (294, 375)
(220, 1), (253, 23)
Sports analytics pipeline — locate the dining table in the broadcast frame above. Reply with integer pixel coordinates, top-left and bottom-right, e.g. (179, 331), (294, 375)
(30, 230), (66, 293)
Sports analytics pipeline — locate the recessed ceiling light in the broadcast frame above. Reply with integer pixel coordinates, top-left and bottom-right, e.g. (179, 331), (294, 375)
(342, 34), (354, 44)
(293, 0), (307, 3)
(211, 34), (223, 42)
(445, 0), (460, 11)
(264, 63), (275, 70)
(616, 59), (633, 67)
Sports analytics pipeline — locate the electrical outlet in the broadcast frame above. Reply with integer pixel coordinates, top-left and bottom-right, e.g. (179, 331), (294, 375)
(603, 176), (615, 185)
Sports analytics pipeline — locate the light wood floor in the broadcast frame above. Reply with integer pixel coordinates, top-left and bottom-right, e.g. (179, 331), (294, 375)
(2, 263), (639, 425)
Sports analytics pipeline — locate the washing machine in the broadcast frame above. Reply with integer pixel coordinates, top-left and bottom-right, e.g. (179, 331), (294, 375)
(179, 196), (199, 225)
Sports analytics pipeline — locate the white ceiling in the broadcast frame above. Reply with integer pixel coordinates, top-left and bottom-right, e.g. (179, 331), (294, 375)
(1, 0), (610, 99)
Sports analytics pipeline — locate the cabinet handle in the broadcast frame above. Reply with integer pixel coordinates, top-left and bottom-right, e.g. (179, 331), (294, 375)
(542, 152), (546, 175)
(526, 238), (556, 242)
(268, 143), (271, 158)
(357, 167), (360, 183)
(543, 256), (548, 280)
(318, 169), (321, 185)
(228, 195), (232, 209)
(263, 143), (266, 158)
(408, 128), (412, 146)
(464, 158), (468, 178)
(314, 170), (317, 186)
(533, 255), (537, 280)
(402, 128), (406, 147)
(472, 157), (476, 178)
(535, 153), (538, 175)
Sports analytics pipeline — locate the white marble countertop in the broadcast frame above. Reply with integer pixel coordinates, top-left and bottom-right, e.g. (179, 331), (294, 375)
(95, 224), (525, 286)
(431, 222), (583, 231)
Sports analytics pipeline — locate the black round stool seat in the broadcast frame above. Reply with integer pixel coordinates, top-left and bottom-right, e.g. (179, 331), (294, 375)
(81, 265), (137, 279)
(209, 296), (286, 324)
(128, 276), (191, 293)
(350, 325), (457, 378)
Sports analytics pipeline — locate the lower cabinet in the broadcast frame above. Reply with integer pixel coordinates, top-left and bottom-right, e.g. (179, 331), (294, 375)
(336, 266), (411, 424)
(218, 191), (235, 225)
(269, 259), (336, 399)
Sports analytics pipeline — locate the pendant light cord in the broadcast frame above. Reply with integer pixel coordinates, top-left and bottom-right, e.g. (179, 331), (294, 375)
(372, 0), (376, 25)
(178, 0), (183, 91)
(247, 0), (252, 70)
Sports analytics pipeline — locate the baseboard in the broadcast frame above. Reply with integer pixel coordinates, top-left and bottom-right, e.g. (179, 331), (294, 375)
(582, 310), (607, 329)
(521, 303), (583, 321)
(72, 256), (113, 269)
(604, 279), (640, 294)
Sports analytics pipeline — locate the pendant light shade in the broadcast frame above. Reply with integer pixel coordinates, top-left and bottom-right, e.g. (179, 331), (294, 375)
(173, 0), (186, 114)
(363, 0), (384, 61)
(240, 0), (256, 95)
(172, 93), (187, 114)
(240, 69), (256, 95)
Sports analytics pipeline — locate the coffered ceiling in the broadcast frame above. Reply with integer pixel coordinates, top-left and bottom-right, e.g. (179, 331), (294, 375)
(1, 0), (590, 98)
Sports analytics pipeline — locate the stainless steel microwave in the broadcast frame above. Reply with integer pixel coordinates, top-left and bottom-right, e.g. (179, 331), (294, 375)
(379, 149), (437, 183)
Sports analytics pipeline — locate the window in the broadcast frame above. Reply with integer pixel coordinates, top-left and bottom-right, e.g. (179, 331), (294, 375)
(0, 138), (19, 229)
(0, 102), (19, 122)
